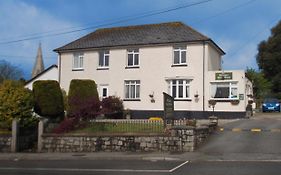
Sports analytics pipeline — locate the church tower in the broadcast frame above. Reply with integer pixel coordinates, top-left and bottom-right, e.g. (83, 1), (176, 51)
(31, 43), (45, 78)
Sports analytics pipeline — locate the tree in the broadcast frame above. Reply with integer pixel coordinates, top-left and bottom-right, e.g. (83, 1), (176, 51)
(256, 20), (281, 98)
(0, 60), (23, 83)
(0, 80), (34, 129)
(33, 80), (64, 121)
(246, 68), (272, 99)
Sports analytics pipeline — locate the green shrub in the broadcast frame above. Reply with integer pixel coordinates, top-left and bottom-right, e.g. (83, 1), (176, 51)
(0, 80), (34, 129)
(67, 79), (100, 119)
(33, 80), (64, 120)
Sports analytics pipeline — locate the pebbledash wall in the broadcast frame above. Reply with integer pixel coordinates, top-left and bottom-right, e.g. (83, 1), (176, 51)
(40, 124), (217, 153)
(0, 134), (12, 152)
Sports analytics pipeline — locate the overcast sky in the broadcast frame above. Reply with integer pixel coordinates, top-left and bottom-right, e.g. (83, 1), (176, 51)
(0, 0), (280, 79)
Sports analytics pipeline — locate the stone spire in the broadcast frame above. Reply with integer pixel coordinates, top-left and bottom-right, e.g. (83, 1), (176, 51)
(31, 43), (45, 78)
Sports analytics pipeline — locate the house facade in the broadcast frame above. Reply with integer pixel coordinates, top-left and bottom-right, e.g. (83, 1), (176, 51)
(55, 22), (253, 119)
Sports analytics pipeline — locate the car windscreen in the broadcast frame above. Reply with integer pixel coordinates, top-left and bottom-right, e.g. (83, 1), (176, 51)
(264, 98), (279, 103)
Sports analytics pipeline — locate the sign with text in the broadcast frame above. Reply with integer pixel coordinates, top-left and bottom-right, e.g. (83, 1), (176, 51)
(215, 72), (233, 80)
(163, 92), (174, 126)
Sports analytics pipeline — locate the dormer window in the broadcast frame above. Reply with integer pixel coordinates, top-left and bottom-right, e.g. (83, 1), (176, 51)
(173, 46), (186, 65)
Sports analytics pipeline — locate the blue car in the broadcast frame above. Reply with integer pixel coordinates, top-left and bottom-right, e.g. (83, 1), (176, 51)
(262, 98), (280, 112)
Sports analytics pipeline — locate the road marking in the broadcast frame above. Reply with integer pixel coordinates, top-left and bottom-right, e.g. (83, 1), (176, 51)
(218, 128), (281, 133)
(232, 128), (242, 132)
(169, 160), (189, 172)
(251, 128), (261, 132)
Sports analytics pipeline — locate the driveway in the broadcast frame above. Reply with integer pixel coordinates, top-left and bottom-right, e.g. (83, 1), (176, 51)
(195, 112), (281, 161)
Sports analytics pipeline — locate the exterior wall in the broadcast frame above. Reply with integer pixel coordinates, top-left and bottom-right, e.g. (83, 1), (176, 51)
(59, 43), (207, 112)
(25, 67), (58, 90)
(58, 42), (252, 118)
(207, 44), (222, 71)
(205, 70), (250, 112)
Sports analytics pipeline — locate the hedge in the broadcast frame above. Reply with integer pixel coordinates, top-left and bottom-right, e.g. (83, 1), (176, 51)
(33, 80), (64, 120)
(67, 79), (100, 119)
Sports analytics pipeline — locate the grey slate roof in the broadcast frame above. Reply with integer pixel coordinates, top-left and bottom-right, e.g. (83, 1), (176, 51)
(54, 22), (224, 53)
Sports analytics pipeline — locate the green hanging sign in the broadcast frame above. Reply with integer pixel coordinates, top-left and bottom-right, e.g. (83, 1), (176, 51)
(215, 72), (233, 80)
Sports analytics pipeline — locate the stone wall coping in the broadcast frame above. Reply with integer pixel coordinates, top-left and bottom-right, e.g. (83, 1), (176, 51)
(171, 125), (195, 130)
(195, 126), (209, 131)
(42, 132), (168, 137)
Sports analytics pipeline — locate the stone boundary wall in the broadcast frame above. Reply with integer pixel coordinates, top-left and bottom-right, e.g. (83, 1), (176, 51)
(41, 123), (217, 153)
(0, 134), (12, 152)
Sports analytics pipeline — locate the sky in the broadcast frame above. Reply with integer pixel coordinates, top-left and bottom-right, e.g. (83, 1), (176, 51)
(0, 0), (281, 80)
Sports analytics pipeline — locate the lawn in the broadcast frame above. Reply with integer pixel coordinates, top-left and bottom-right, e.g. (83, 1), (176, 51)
(74, 122), (164, 134)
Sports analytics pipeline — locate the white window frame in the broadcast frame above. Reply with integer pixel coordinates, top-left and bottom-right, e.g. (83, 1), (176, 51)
(127, 49), (139, 67)
(124, 80), (140, 100)
(72, 53), (84, 70)
(100, 85), (109, 99)
(98, 50), (109, 68)
(169, 79), (190, 100)
(173, 46), (187, 65)
(210, 82), (238, 100)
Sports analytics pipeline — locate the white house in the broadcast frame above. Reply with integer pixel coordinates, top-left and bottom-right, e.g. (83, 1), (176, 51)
(54, 22), (253, 119)
(25, 64), (58, 90)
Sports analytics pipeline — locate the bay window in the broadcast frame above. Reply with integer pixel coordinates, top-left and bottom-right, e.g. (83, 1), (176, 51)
(211, 82), (238, 99)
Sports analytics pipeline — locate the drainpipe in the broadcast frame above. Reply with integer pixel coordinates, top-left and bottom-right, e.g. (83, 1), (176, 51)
(58, 52), (61, 84)
(203, 42), (206, 116)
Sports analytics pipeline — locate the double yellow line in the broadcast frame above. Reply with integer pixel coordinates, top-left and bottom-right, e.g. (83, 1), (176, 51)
(218, 128), (281, 132)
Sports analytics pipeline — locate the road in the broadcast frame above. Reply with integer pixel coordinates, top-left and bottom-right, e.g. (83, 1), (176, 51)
(0, 159), (281, 175)
(1, 112), (281, 175)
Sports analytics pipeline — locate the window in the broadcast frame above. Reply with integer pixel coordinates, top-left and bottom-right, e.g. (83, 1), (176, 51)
(168, 80), (190, 99)
(73, 53), (84, 70)
(100, 85), (109, 98)
(127, 49), (139, 67)
(99, 50), (109, 68)
(173, 46), (186, 65)
(125, 80), (140, 99)
(211, 82), (238, 99)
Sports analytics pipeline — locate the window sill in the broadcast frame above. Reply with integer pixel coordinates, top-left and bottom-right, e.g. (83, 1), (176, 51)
(97, 67), (109, 70)
(125, 66), (140, 69)
(171, 64), (187, 67)
(123, 99), (141, 101)
(210, 98), (239, 102)
(72, 68), (84, 71)
(174, 98), (192, 101)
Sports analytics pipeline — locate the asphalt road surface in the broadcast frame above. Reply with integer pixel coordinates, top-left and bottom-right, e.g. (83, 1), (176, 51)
(1, 112), (281, 175)
(0, 159), (281, 175)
